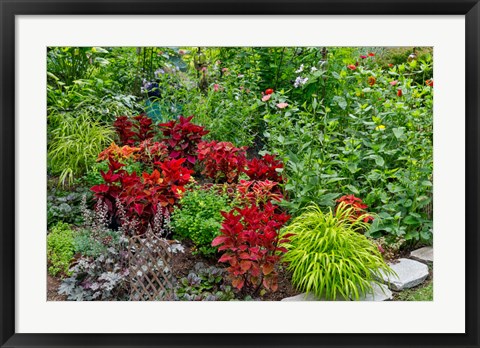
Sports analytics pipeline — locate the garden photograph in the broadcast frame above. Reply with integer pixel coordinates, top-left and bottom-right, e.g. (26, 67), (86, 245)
(46, 46), (434, 302)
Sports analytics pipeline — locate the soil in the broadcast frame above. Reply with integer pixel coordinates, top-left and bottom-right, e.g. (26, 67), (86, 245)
(47, 274), (67, 301)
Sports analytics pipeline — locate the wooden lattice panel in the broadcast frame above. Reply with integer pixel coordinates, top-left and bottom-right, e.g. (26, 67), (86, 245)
(128, 233), (173, 301)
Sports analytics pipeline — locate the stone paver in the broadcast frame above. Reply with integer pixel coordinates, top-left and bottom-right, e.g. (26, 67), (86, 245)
(281, 292), (350, 301)
(410, 246), (433, 264)
(356, 283), (392, 301)
(281, 282), (392, 301)
(379, 258), (429, 291)
(281, 293), (318, 301)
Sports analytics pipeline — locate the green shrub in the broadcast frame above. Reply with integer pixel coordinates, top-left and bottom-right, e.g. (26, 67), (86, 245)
(171, 187), (233, 256)
(47, 222), (75, 277)
(281, 203), (394, 300)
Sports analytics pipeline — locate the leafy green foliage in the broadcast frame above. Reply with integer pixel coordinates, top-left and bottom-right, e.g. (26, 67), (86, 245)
(47, 222), (75, 277)
(171, 187), (233, 256)
(47, 188), (90, 228)
(263, 50), (433, 245)
(281, 203), (394, 300)
(174, 262), (235, 301)
(48, 112), (115, 186)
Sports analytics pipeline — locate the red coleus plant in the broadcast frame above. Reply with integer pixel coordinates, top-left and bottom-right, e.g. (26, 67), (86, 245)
(134, 139), (169, 166)
(236, 179), (283, 207)
(91, 155), (193, 234)
(91, 156), (127, 219)
(335, 194), (374, 223)
(97, 142), (140, 162)
(113, 116), (136, 146)
(132, 114), (155, 142)
(197, 140), (247, 183)
(245, 154), (284, 183)
(113, 114), (154, 146)
(119, 159), (193, 233)
(158, 115), (209, 167)
(212, 202), (291, 294)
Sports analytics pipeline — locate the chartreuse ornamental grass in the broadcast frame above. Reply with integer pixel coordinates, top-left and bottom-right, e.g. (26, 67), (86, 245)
(281, 203), (395, 300)
(48, 111), (115, 186)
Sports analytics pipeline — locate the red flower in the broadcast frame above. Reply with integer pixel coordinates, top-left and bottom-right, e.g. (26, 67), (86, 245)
(397, 89), (403, 97)
(368, 52), (375, 57)
(347, 64), (356, 70)
(425, 79), (434, 87)
(265, 88), (274, 95)
(388, 63), (394, 68)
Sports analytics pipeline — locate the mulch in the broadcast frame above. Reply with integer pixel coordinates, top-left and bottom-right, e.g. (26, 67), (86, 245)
(47, 274), (67, 301)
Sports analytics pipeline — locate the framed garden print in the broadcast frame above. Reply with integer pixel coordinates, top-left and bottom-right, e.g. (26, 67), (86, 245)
(1, 0), (479, 347)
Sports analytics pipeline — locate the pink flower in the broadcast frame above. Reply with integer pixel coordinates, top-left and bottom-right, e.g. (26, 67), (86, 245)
(201, 67), (207, 72)
(390, 80), (398, 86)
(222, 67), (229, 73)
(178, 49), (186, 55)
(276, 102), (288, 109)
(262, 94), (271, 102)
(213, 84), (220, 92)
(360, 55), (367, 59)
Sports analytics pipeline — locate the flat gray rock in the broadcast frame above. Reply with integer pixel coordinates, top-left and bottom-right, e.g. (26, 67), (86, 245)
(281, 293), (318, 301)
(281, 292), (349, 301)
(355, 282), (392, 301)
(380, 258), (429, 291)
(410, 246), (433, 264)
(281, 283), (392, 301)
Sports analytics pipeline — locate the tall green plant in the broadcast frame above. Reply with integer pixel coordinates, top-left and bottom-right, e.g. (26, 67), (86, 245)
(281, 203), (394, 300)
(48, 112), (115, 186)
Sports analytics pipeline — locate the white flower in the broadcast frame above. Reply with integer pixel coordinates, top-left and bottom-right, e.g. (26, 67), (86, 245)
(311, 66), (318, 72)
(294, 76), (309, 88)
(295, 64), (304, 73)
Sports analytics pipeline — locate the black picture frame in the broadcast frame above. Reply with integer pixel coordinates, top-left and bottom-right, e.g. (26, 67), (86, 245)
(1, 0), (478, 347)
